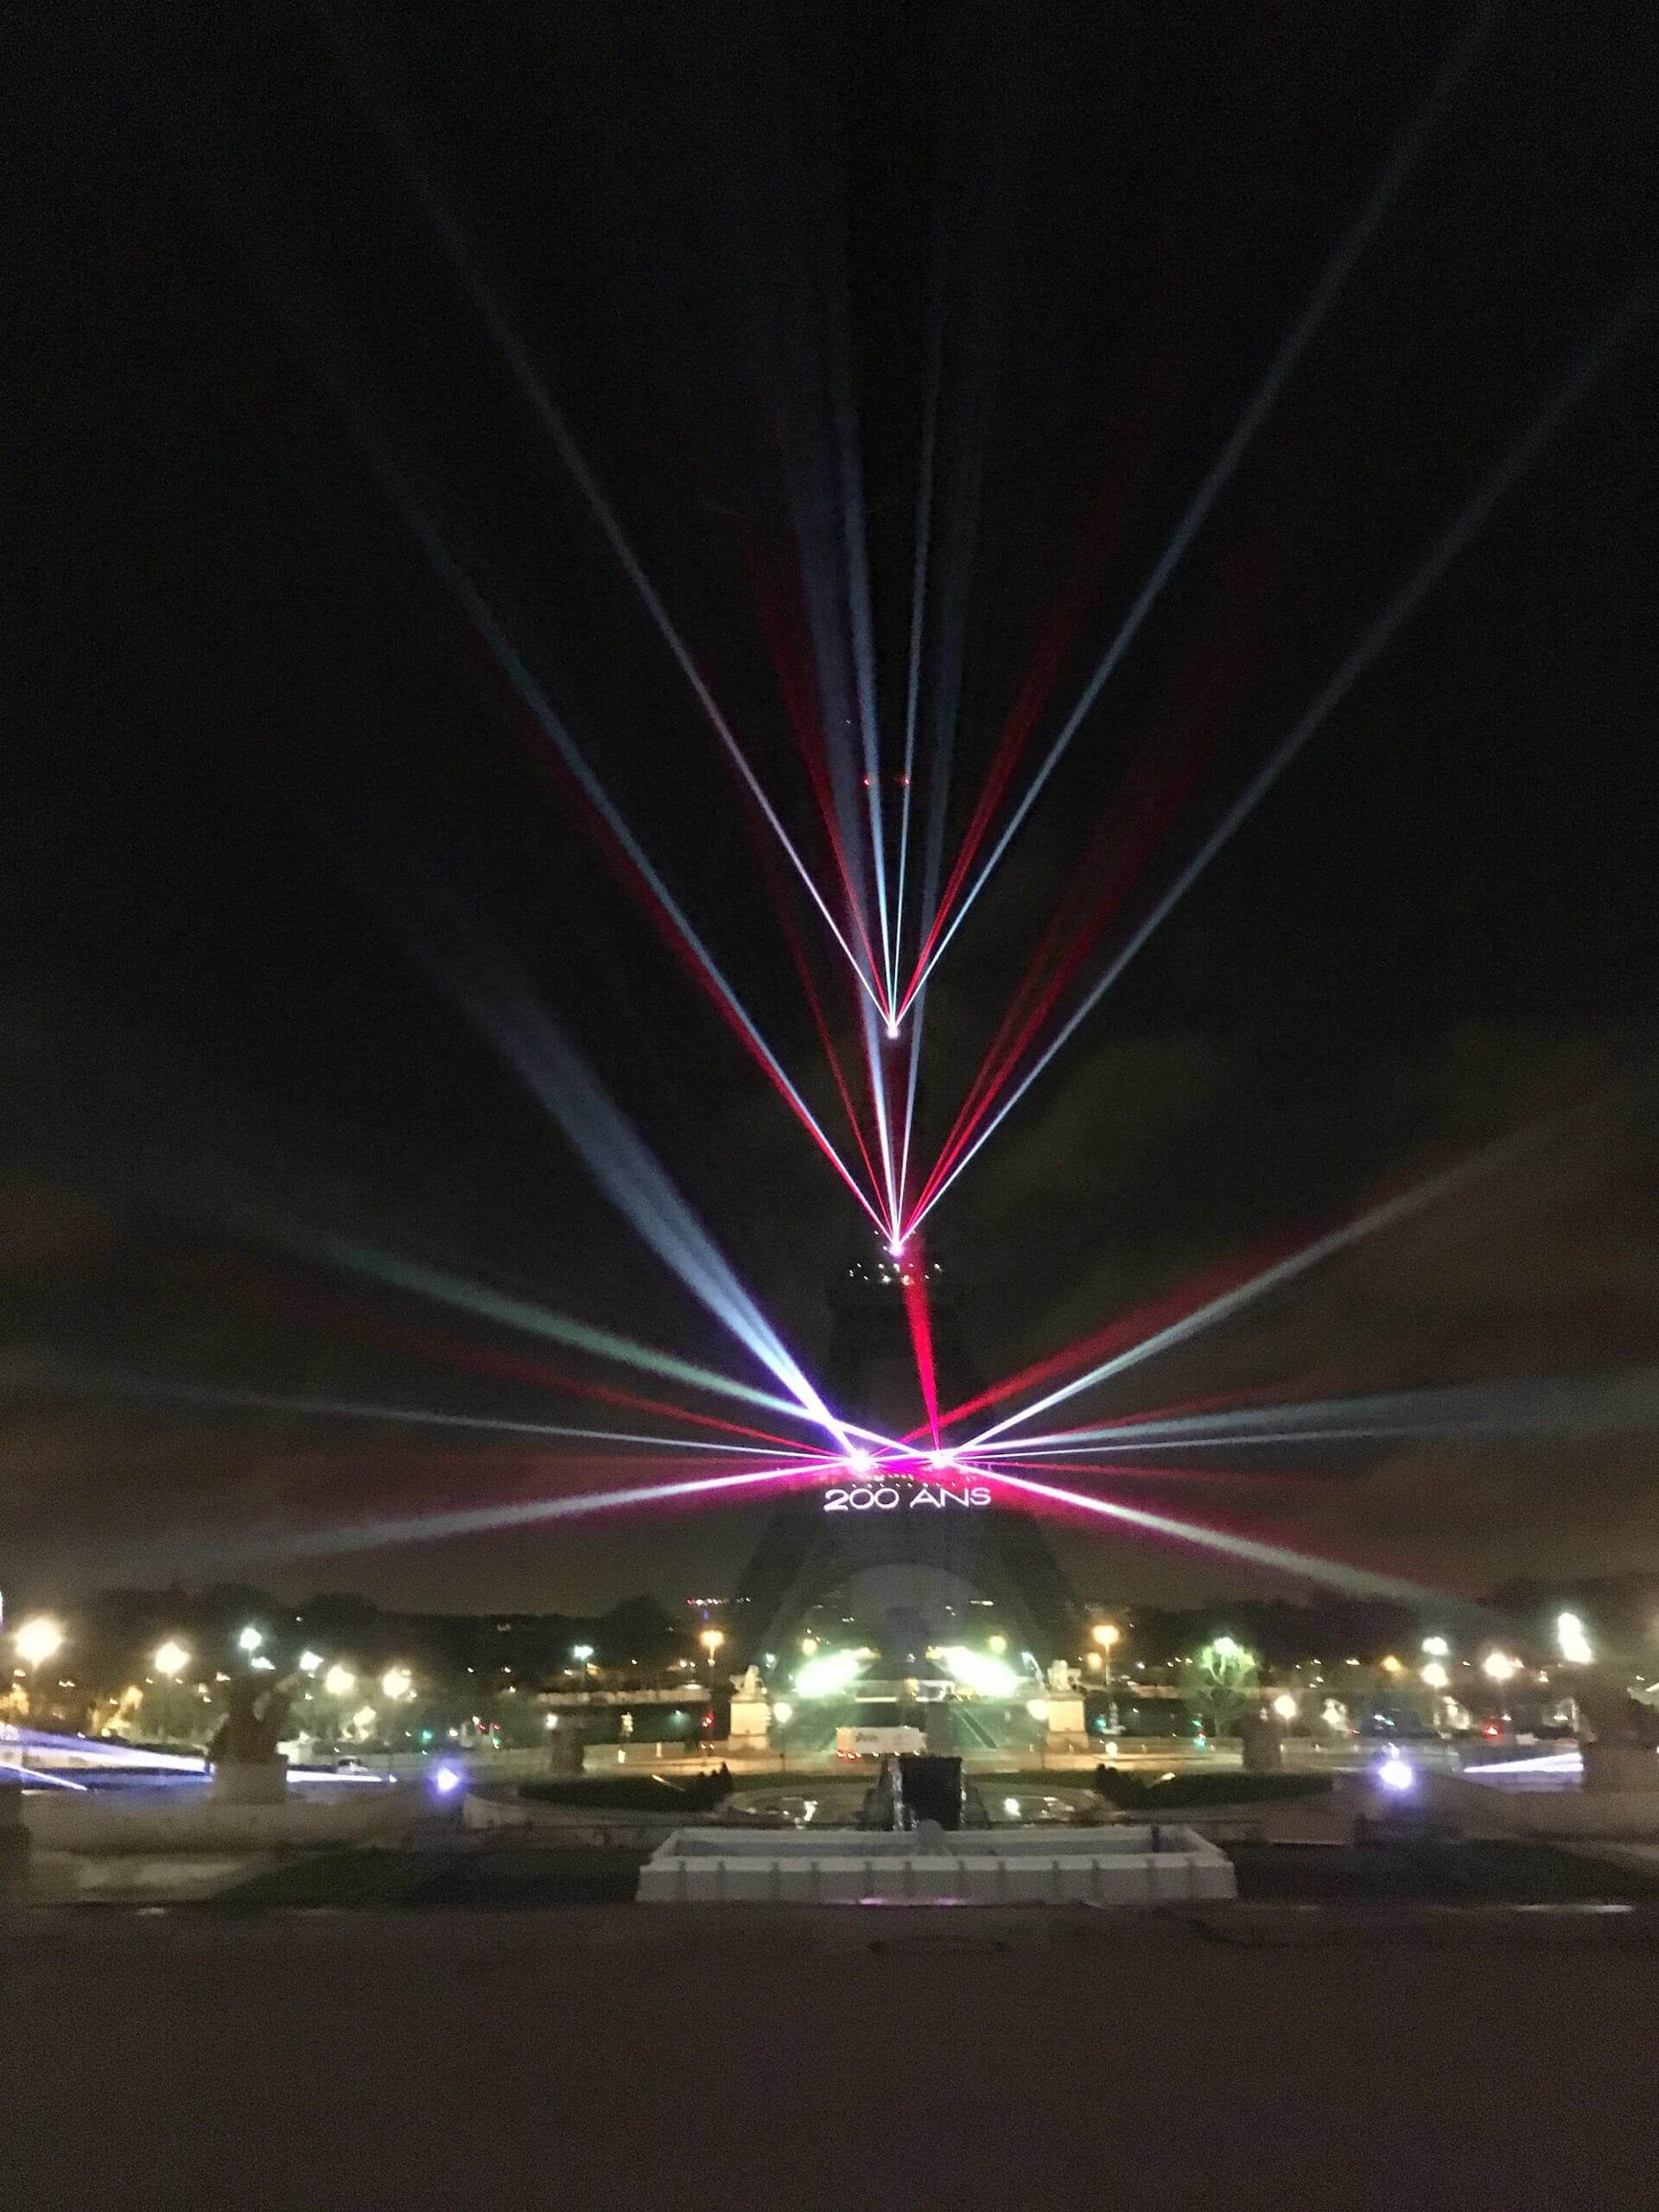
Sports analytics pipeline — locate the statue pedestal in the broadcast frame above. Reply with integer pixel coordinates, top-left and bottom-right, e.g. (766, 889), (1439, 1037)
(728, 1698), (772, 1749)
(1238, 1714), (1284, 1774)
(211, 1757), (288, 1804)
(1045, 1696), (1089, 1753)
(1582, 1741), (1659, 1795)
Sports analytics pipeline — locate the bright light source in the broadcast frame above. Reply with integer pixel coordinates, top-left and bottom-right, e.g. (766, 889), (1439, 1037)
(297, 1650), (323, 1676)
(846, 1447), (874, 1475)
(1421, 1661), (1450, 1691)
(351, 1704), (377, 1732)
(544, 1714), (558, 1731)
(1376, 1753), (1414, 1793)
(323, 1664), (356, 1699)
(795, 1649), (864, 1699)
(153, 1640), (190, 1680)
(1083, 1650), (1103, 1671)
(1002, 1797), (1020, 1818)
(237, 1625), (264, 1654)
(1026, 1699), (1049, 1721)
(1421, 1635), (1450, 1658)
(988, 1634), (1007, 1656)
(1211, 1635), (1241, 1661)
(1380, 1655), (1403, 1675)
(928, 1450), (957, 1471)
(938, 1646), (1019, 1697)
(1482, 1650), (1518, 1683)
(15, 1616), (64, 1669)
(381, 1666), (413, 1701)
(800, 1637), (819, 1656)
(1091, 1623), (1121, 1651)
(1555, 1611), (1593, 1666)
(432, 1765), (462, 1796)
(250, 1655), (275, 1673)
(572, 1643), (594, 1665)
(1272, 1692), (1298, 1722)
(771, 1699), (794, 1726)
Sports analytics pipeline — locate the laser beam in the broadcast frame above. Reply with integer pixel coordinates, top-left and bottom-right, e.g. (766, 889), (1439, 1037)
(967, 1119), (1560, 1447)
(979, 1467), (1466, 1609)
(314, 2), (884, 1012)
(56, 1376), (825, 1457)
(908, 296), (1647, 1230)
(900, 5), (1494, 1008)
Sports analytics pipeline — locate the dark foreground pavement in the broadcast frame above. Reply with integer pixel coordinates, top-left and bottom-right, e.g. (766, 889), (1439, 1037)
(6, 1904), (1658, 2211)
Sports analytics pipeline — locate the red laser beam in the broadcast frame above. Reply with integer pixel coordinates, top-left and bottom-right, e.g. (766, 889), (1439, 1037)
(899, 1246), (942, 1450)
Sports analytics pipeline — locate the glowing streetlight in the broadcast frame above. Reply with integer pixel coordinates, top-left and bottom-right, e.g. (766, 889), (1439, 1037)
(1091, 1623), (1121, 1652)
(1272, 1692), (1299, 1722)
(15, 1617), (65, 1671)
(350, 1704), (377, 1734)
(988, 1633), (1007, 1656)
(1211, 1635), (1241, 1662)
(1421, 1660), (1450, 1691)
(571, 1643), (594, 1671)
(699, 1629), (725, 1660)
(323, 1664), (356, 1699)
(1421, 1635), (1450, 1658)
(771, 1699), (794, 1727)
(380, 1666), (413, 1701)
(1555, 1612), (1593, 1666)
(1083, 1650), (1103, 1672)
(799, 1636), (819, 1656)
(153, 1640), (190, 1680)
(297, 1650), (324, 1676)
(1482, 1650), (1517, 1684)
(237, 1625), (264, 1656)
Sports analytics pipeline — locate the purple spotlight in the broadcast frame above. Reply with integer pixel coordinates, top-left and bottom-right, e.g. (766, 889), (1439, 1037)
(432, 1764), (463, 1796)
(1376, 1753), (1414, 1793)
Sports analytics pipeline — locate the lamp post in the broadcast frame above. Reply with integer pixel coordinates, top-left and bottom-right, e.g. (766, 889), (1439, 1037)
(14, 1617), (65, 1722)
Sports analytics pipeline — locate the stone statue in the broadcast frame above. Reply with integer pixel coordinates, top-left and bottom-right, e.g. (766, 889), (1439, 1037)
(731, 1664), (765, 1701)
(207, 1677), (291, 1768)
(1046, 1657), (1077, 1696)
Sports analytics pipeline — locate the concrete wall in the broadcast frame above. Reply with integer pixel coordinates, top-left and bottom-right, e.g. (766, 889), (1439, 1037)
(1420, 1772), (1659, 1840)
(22, 1784), (423, 1854)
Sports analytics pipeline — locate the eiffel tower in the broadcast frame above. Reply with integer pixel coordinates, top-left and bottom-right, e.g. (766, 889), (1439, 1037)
(730, 1251), (1085, 1663)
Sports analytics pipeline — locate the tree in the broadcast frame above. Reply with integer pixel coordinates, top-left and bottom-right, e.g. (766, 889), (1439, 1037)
(1179, 1637), (1261, 1740)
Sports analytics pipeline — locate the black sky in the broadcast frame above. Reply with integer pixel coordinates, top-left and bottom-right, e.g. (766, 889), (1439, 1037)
(3, 1), (1656, 1614)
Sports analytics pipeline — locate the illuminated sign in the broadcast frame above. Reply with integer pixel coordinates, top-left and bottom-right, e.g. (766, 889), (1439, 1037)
(823, 1482), (990, 1513)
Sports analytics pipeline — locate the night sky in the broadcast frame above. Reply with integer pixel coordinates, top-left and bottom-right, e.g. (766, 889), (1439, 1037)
(4, 2), (1656, 1616)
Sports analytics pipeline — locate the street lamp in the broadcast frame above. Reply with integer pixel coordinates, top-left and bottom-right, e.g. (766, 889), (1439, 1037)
(571, 1643), (594, 1676)
(799, 1636), (818, 1656)
(988, 1633), (1007, 1656)
(1272, 1692), (1299, 1722)
(699, 1629), (725, 1668)
(1482, 1650), (1518, 1684)
(237, 1625), (264, 1656)
(153, 1641), (189, 1680)
(297, 1650), (324, 1676)
(1421, 1635), (1450, 1659)
(1091, 1623), (1121, 1653)
(380, 1666), (413, 1702)
(1421, 1660), (1450, 1691)
(14, 1616), (65, 1671)
(322, 1664), (356, 1700)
